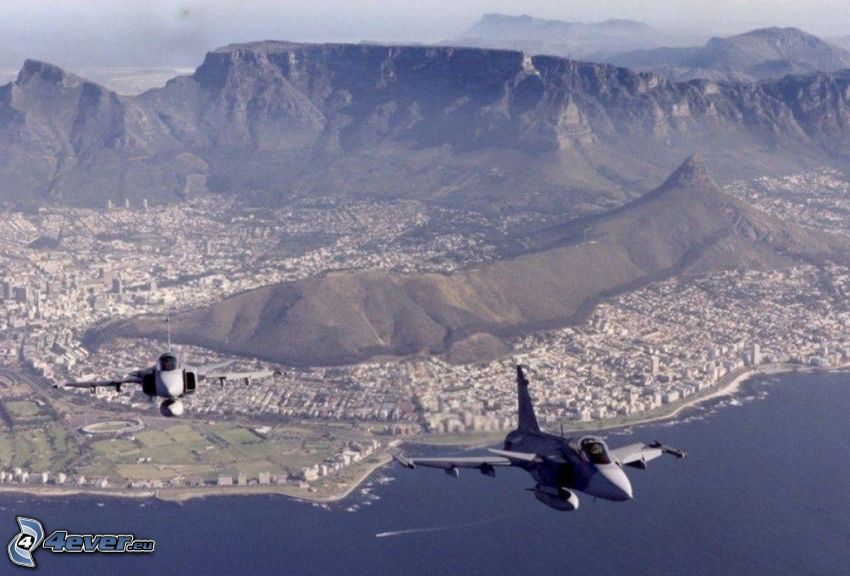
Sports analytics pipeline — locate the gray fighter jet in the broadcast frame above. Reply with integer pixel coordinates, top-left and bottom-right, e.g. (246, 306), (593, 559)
(394, 365), (686, 511)
(55, 351), (281, 416)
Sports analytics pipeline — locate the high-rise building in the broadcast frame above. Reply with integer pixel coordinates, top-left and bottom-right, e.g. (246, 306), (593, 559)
(752, 344), (762, 366)
(101, 269), (114, 288)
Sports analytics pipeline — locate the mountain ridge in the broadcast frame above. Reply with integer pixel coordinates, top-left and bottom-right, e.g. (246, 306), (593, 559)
(116, 156), (849, 366)
(3, 42), (850, 212)
(606, 27), (850, 82)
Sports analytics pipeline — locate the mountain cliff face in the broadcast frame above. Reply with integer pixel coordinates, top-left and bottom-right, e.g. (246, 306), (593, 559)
(118, 156), (848, 366)
(606, 27), (850, 82)
(3, 42), (850, 210)
(0, 60), (203, 206)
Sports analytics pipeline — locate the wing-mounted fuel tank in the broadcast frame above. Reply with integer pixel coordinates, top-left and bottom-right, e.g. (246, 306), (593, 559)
(533, 484), (580, 511)
(183, 369), (197, 395)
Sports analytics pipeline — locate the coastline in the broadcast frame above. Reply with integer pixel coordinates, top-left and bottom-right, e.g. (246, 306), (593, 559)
(0, 453), (394, 505)
(411, 361), (850, 447)
(1, 362), (846, 504)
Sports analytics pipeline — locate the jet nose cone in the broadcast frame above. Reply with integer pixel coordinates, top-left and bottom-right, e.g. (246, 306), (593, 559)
(590, 466), (633, 501)
(160, 370), (184, 398)
(613, 470), (634, 501)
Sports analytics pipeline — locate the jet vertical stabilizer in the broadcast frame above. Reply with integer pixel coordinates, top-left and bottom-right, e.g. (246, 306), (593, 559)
(516, 365), (540, 432)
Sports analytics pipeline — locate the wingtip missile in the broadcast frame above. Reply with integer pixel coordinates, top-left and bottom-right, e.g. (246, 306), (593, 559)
(649, 441), (687, 459)
(391, 451), (415, 469)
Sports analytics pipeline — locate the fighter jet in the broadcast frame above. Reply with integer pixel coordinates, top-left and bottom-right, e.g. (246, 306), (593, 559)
(55, 351), (281, 417)
(394, 365), (686, 511)
(54, 319), (281, 416)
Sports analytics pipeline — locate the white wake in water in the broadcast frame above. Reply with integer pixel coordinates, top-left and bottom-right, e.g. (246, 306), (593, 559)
(376, 513), (521, 539)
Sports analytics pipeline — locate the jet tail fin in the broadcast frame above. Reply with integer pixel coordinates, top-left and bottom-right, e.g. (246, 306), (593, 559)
(516, 365), (540, 432)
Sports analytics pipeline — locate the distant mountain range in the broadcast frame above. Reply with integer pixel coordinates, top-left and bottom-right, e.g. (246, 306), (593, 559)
(452, 16), (850, 83)
(605, 27), (850, 82)
(4, 41), (850, 213)
(447, 13), (692, 59)
(116, 156), (849, 366)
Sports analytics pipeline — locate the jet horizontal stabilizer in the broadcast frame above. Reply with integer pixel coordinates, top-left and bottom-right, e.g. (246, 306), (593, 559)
(392, 452), (415, 469)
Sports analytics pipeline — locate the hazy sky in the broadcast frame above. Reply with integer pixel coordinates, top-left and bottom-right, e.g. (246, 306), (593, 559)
(2, 0), (850, 69)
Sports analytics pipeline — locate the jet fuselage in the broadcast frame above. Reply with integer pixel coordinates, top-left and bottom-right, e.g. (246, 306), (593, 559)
(504, 429), (633, 502)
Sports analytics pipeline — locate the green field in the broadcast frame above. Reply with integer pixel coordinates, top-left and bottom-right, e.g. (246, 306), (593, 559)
(78, 421), (348, 483)
(0, 380), (374, 490)
(0, 410), (360, 482)
(165, 424), (207, 445)
(0, 424), (80, 472)
(135, 429), (174, 448)
(5, 400), (42, 419)
(0, 432), (13, 467)
(91, 438), (139, 457)
(210, 426), (260, 445)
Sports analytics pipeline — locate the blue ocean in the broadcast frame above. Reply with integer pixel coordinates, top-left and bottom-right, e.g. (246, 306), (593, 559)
(3, 371), (849, 576)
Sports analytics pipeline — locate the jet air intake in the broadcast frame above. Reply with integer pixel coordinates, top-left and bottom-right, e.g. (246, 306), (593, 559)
(142, 372), (156, 396)
(183, 370), (197, 395)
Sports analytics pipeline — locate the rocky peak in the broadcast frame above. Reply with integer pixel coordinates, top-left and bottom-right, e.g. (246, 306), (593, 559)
(16, 59), (82, 88)
(660, 154), (716, 190)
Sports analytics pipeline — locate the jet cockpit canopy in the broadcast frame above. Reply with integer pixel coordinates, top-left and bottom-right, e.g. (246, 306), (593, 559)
(158, 353), (180, 372)
(578, 436), (612, 465)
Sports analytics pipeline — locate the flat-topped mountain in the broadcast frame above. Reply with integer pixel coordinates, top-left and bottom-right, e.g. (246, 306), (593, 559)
(118, 157), (848, 366)
(606, 27), (850, 82)
(4, 41), (850, 211)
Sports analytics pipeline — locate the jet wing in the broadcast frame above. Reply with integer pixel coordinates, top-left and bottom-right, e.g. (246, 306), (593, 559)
(199, 369), (282, 385)
(611, 441), (687, 469)
(56, 376), (142, 392)
(487, 448), (540, 463)
(393, 452), (512, 476)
